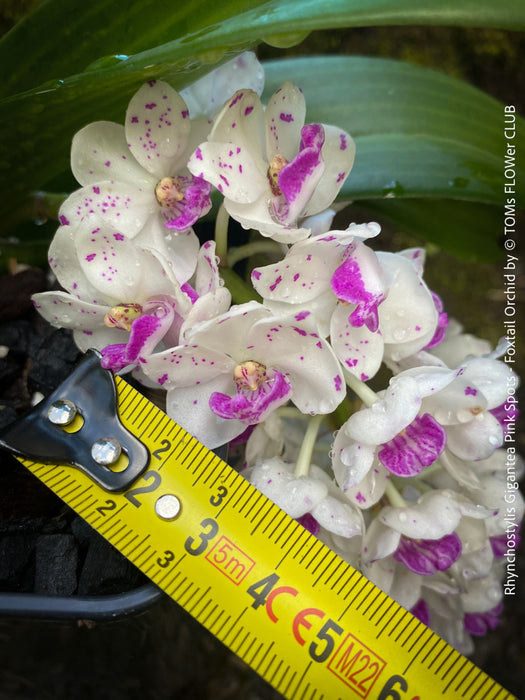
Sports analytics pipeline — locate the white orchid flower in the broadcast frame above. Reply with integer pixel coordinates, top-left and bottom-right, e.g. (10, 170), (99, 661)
(331, 369), (457, 508)
(188, 81), (355, 243)
(362, 490), (491, 577)
(32, 218), (190, 358)
(417, 354), (513, 463)
(32, 226), (229, 372)
(61, 80), (213, 252)
(99, 239), (231, 371)
(252, 234), (439, 380)
(247, 457), (363, 540)
(141, 301), (345, 448)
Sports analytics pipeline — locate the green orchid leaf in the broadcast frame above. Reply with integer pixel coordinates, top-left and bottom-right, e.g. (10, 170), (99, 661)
(263, 56), (516, 259)
(263, 56), (525, 207)
(2, 0), (522, 99)
(343, 134), (501, 203)
(1, 0), (523, 214)
(353, 198), (503, 262)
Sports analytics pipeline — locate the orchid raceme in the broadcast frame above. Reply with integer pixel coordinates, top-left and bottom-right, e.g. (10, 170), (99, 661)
(31, 58), (522, 659)
(188, 81), (355, 243)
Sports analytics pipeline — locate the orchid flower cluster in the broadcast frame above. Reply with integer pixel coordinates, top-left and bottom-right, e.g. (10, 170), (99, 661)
(32, 53), (522, 655)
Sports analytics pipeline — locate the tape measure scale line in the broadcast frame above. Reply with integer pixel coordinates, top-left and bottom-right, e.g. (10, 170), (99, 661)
(443, 657), (471, 696)
(15, 375), (515, 700)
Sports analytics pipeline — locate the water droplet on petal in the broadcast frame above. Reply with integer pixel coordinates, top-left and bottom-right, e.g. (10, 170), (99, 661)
(392, 328), (407, 341)
(487, 586), (500, 602)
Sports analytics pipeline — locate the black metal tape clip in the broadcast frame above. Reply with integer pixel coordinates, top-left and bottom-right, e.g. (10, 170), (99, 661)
(0, 350), (149, 492)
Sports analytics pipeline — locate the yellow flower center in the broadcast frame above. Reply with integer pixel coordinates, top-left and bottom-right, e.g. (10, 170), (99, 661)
(104, 303), (143, 331)
(155, 176), (184, 208)
(234, 361), (267, 391)
(267, 154), (288, 196)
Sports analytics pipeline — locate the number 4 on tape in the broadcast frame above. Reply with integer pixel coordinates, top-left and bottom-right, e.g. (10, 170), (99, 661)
(0, 351), (516, 700)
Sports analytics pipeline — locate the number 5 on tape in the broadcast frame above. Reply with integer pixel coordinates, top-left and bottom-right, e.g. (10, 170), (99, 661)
(0, 352), (516, 700)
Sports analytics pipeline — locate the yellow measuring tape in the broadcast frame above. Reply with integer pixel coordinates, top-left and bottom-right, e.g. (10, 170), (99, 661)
(11, 374), (514, 700)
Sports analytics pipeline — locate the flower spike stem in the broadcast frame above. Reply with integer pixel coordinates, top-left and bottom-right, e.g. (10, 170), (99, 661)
(215, 203), (230, 266)
(276, 406), (310, 419)
(417, 459), (445, 479)
(343, 369), (379, 408)
(384, 480), (407, 509)
(227, 240), (286, 268)
(220, 268), (261, 304)
(294, 413), (324, 478)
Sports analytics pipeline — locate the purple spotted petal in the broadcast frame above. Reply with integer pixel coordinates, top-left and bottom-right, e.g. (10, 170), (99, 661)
(490, 401), (519, 438)
(209, 370), (292, 424)
(378, 413), (446, 477)
(463, 602), (503, 636)
(410, 599), (431, 626)
(423, 292), (449, 349)
(164, 175), (212, 231)
(272, 123), (325, 225)
(394, 533), (462, 576)
(297, 512), (320, 537)
(125, 80), (191, 177)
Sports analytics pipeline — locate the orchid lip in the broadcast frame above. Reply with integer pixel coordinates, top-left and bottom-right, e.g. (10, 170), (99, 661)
(394, 532), (462, 576)
(209, 369), (292, 424)
(378, 413), (446, 477)
(162, 175), (212, 231)
(271, 123), (325, 226)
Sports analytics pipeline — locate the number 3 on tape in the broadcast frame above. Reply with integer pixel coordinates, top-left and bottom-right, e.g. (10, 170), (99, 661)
(0, 352), (516, 700)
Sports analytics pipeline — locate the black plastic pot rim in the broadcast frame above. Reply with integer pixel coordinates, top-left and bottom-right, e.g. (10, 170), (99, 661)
(0, 582), (164, 621)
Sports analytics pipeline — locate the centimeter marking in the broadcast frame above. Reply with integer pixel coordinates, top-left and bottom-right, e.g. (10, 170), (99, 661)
(18, 376), (514, 700)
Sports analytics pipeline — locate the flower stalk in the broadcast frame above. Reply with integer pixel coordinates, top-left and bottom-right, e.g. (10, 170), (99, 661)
(343, 369), (379, 408)
(215, 203), (230, 266)
(294, 413), (324, 478)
